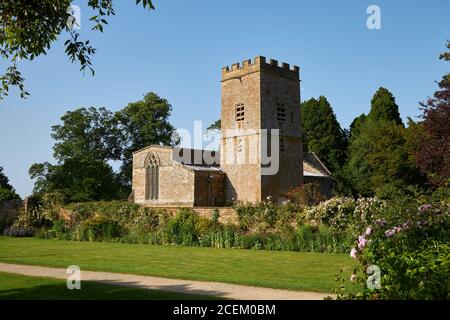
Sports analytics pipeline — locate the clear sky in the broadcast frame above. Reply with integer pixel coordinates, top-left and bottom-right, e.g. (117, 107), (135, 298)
(0, 0), (449, 197)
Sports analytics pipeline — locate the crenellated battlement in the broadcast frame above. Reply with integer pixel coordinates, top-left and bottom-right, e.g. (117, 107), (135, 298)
(221, 56), (299, 81)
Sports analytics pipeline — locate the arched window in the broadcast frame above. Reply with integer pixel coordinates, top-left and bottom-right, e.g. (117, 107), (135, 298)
(145, 153), (160, 200)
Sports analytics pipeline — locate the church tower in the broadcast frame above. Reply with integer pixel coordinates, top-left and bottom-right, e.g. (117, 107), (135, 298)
(220, 56), (303, 203)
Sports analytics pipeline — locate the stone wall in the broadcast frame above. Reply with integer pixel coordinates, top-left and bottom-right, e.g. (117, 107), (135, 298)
(133, 146), (196, 206)
(221, 56), (303, 203)
(0, 198), (36, 231)
(221, 58), (262, 203)
(193, 171), (226, 207)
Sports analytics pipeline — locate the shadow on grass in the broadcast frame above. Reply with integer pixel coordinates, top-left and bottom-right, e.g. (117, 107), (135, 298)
(0, 280), (224, 300)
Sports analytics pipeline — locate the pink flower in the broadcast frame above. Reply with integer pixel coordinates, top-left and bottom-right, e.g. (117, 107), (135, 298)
(350, 248), (358, 259)
(375, 219), (387, 226)
(350, 274), (357, 282)
(365, 227), (373, 236)
(402, 220), (412, 231)
(385, 229), (395, 238)
(419, 204), (432, 212)
(358, 236), (368, 249)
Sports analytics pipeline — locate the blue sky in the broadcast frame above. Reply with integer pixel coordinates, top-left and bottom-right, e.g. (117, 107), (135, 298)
(0, 0), (449, 197)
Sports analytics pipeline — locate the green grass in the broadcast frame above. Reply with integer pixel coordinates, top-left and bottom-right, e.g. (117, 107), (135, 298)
(0, 272), (217, 300)
(0, 236), (356, 293)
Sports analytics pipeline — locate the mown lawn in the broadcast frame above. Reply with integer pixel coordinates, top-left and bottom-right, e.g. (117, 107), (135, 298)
(0, 236), (356, 293)
(0, 272), (217, 300)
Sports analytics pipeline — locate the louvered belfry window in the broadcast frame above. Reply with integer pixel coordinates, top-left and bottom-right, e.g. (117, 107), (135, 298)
(277, 103), (286, 121)
(236, 103), (245, 122)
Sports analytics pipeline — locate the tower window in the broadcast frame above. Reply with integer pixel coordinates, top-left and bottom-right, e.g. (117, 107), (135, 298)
(280, 138), (286, 152)
(235, 103), (245, 122)
(277, 103), (286, 121)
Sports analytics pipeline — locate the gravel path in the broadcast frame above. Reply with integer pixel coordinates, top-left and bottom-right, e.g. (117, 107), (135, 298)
(0, 262), (331, 300)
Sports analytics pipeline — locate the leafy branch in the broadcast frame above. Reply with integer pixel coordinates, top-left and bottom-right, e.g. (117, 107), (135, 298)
(0, 0), (155, 101)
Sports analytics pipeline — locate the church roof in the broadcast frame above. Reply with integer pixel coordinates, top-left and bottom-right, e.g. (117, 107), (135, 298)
(303, 153), (332, 177)
(134, 145), (332, 177)
(172, 147), (220, 167)
(182, 164), (223, 172)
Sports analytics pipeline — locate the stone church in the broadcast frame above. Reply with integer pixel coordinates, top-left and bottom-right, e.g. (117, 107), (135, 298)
(132, 56), (333, 207)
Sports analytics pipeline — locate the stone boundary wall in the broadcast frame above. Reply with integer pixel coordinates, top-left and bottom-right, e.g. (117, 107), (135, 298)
(0, 199), (24, 230)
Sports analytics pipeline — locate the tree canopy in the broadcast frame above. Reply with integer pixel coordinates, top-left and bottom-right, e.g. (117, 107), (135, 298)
(300, 96), (347, 172)
(29, 91), (176, 202)
(343, 87), (422, 196)
(416, 41), (450, 186)
(115, 92), (177, 187)
(0, 0), (155, 100)
(0, 167), (20, 200)
(368, 87), (403, 125)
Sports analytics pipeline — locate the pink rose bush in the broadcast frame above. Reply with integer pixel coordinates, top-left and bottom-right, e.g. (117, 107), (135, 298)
(338, 194), (450, 300)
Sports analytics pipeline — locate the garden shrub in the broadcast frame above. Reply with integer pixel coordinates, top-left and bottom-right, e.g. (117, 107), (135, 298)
(286, 182), (326, 206)
(162, 208), (213, 246)
(3, 227), (33, 237)
(338, 190), (450, 300)
(76, 215), (123, 242)
(18, 194), (384, 255)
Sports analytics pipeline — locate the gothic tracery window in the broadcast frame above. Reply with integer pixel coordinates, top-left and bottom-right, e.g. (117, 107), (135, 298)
(146, 152), (160, 200)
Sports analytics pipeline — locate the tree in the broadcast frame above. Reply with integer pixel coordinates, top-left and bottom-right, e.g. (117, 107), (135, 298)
(29, 157), (121, 202)
(51, 107), (121, 162)
(0, 167), (20, 200)
(368, 87), (403, 125)
(115, 92), (177, 187)
(29, 107), (125, 202)
(0, 0), (155, 99)
(207, 119), (221, 131)
(348, 113), (367, 141)
(416, 41), (450, 186)
(29, 92), (177, 201)
(343, 88), (421, 196)
(301, 96), (347, 172)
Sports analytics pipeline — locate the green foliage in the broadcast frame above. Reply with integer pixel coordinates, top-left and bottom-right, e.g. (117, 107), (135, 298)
(301, 96), (347, 172)
(0, 167), (20, 200)
(115, 92), (177, 187)
(29, 157), (123, 203)
(0, 188), (20, 201)
(13, 193), (63, 230)
(26, 198), (355, 253)
(337, 189), (450, 300)
(162, 208), (213, 246)
(343, 88), (423, 196)
(51, 107), (122, 162)
(0, 0), (155, 99)
(348, 114), (367, 141)
(416, 43), (450, 186)
(77, 216), (122, 242)
(305, 196), (387, 239)
(285, 182), (326, 207)
(368, 87), (403, 125)
(207, 119), (221, 131)
(29, 92), (176, 201)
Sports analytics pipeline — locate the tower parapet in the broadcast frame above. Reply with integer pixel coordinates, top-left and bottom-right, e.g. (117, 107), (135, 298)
(221, 56), (299, 82)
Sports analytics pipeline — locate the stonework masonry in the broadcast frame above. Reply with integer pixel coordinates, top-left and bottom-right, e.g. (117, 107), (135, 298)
(221, 56), (303, 203)
(131, 56), (333, 208)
